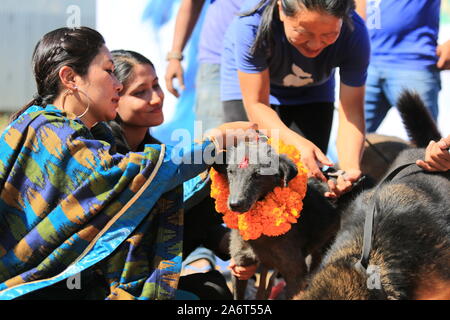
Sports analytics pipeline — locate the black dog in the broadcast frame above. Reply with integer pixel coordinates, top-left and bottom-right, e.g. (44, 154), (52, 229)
(213, 140), (371, 299)
(298, 91), (450, 300)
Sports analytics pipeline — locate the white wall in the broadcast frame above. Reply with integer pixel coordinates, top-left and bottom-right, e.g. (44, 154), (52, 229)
(0, 0), (96, 112)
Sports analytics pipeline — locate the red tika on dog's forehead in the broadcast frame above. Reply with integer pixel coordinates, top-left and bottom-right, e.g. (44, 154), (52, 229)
(238, 157), (249, 169)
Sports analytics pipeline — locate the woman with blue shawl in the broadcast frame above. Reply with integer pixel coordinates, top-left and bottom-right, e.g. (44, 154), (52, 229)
(0, 27), (256, 300)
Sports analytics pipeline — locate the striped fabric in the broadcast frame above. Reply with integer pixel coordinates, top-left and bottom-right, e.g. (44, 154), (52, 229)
(0, 105), (207, 300)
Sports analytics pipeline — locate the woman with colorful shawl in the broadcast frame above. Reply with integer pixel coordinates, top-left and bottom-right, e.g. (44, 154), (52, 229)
(0, 27), (256, 300)
(92, 49), (233, 299)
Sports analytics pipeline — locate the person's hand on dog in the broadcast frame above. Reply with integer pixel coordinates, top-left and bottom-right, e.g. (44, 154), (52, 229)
(292, 136), (334, 183)
(228, 258), (258, 281)
(165, 59), (185, 97)
(324, 168), (362, 199)
(417, 135), (450, 172)
(205, 122), (259, 151)
(437, 40), (450, 70)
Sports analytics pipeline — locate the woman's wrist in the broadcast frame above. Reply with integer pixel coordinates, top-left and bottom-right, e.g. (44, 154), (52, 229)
(166, 51), (184, 61)
(203, 129), (224, 154)
(208, 135), (223, 153)
(202, 122), (259, 155)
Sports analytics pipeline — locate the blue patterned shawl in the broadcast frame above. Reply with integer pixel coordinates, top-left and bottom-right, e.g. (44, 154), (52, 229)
(0, 105), (212, 300)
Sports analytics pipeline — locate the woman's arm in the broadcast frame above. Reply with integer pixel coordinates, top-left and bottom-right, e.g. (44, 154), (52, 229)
(337, 83), (365, 171)
(238, 70), (333, 182)
(165, 0), (206, 97)
(326, 83), (365, 198)
(163, 121), (259, 192)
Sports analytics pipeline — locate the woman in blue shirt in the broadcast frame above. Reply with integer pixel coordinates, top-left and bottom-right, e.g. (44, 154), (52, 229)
(221, 0), (370, 198)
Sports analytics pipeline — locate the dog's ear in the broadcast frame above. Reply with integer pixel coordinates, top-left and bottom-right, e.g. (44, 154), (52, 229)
(279, 154), (298, 187)
(212, 150), (228, 175)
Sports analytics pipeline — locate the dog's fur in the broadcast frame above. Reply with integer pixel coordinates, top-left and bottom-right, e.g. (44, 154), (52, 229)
(297, 91), (450, 300)
(214, 141), (371, 299)
(360, 91), (442, 184)
(361, 133), (410, 183)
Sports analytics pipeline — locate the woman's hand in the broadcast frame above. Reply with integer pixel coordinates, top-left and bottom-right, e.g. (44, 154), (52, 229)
(324, 168), (362, 198)
(417, 136), (450, 172)
(437, 40), (450, 70)
(206, 122), (259, 150)
(292, 135), (334, 183)
(228, 258), (258, 281)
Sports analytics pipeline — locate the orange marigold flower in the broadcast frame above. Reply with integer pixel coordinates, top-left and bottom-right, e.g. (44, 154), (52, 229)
(209, 138), (308, 240)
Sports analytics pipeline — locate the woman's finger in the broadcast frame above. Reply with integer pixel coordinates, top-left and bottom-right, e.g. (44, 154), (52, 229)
(325, 179), (338, 198)
(308, 161), (327, 182)
(416, 160), (436, 172)
(314, 149), (334, 168)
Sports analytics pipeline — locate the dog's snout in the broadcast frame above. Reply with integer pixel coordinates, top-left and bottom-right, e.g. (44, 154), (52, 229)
(229, 199), (249, 213)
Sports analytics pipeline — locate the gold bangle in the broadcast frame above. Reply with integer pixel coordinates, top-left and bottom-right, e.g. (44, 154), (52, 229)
(166, 52), (184, 61)
(204, 135), (223, 154)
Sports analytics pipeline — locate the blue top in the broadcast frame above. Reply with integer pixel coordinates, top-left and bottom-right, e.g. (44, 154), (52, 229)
(198, 0), (244, 64)
(367, 0), (440, 69)
(220, 0), (370, 105)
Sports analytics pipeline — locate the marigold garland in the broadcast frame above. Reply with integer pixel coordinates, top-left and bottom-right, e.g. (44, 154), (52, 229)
(210, 138), (308, 240)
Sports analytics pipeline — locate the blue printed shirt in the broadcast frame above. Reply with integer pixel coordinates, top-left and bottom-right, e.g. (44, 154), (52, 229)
(220, 0), (371, 105)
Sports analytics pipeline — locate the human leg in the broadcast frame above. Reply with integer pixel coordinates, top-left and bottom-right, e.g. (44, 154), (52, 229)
(222, 100), (249, 122)
(274, 102), (335, 154)
(195, 63), (225, 131)
(364, 65), (392, 133)
(182, 246), (217, 275)
(381, 66), (441, 121)
(178, 270), (233, 300)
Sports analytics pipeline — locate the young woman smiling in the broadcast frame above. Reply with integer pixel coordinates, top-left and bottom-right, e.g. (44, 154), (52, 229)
(96, 50), (233, 300)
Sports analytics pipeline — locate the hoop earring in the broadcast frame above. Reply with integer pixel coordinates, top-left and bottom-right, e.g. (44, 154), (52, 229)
(61, 89), (72, 110)
(73, 87), (91, 119)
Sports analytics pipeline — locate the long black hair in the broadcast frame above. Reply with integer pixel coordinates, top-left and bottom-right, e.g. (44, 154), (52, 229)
(243, 0), (356, 57)
(10, 27), (105, 123)
(111, 50), (155, 91)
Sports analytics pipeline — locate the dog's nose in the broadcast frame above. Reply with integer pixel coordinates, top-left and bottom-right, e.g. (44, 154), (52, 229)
(229, 200), (248, 213)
